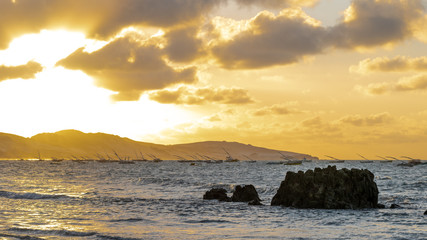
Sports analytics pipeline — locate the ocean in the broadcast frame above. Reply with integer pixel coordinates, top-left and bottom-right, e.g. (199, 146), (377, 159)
(0, 160), (425, 239)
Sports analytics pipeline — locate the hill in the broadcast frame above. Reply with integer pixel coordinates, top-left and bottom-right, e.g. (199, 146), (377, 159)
(0, 130), (318, 160)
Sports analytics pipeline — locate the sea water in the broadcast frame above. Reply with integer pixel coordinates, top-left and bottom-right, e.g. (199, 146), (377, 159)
(0, 160), (425, 239)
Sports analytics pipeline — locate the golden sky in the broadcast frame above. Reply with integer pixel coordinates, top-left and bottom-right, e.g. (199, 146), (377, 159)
(0, 0), (427, 159)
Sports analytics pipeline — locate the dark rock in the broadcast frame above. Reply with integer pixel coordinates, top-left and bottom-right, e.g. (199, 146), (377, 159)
(424, 210), (427, 215)
(271, 165), (379, 209)
(377, 203), (386, 209)
(231, 185), (261, 202)
(390, 204), (401, 209)
(248, 199), (263, 206)
(203, 188), (231, 202)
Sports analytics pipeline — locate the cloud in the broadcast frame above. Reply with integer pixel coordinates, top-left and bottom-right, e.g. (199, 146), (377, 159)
(235, 0), (319, 8)
(350, 56), (427, 74)
(395, 74), (427, 91)
(211, 8), (328, 69)
(413, 13), (427, 43)
(0, 61), (43, 81)
(252, 103), (302, 116)
(207, 114), (222, 122)
(300, 116), (323, 128)
(355, 74), (427, 95)
(0, 0), (224, 49)
(338, 112), (393, 126)
(148, 86), (254, 105)
(355, 82), (392, 95)
(57, 34), (197, 101)
(330, 0), (424, 49)
(163, 26), (205, 63)
(211, 0), (427, 69)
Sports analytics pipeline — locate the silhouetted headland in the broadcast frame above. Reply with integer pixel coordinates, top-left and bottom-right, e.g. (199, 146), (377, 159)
(0, 130), (318, 161)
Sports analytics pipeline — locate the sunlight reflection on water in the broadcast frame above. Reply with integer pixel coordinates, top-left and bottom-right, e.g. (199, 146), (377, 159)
(0, 160), (425, 239)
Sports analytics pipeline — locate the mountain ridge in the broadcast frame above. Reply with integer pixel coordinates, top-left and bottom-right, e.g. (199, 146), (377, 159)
(0, 130), (318, 160)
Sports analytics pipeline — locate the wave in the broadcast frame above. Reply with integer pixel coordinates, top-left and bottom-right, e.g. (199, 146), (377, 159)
(0, 190), (70, 200)
(0, 232), (44, 240)
(109, 218), (147, 222)
(184, 219), (235, 224)
(96, 235), (144, 240)
(8, 227), (97, 237)
(8, 228), (144, 240)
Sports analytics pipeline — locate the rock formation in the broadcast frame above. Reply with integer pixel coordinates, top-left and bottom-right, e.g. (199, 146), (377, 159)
(203, 188), (231, 202)
(204, 185), (262, 205)
(271, 165), (379, 209)
(231, 185), (261, 203)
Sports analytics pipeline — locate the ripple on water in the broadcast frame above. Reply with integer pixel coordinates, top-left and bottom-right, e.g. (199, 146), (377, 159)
(0, 160), (425, 239)
(8, 227), (97, 237)
(0, 190), (71, 200)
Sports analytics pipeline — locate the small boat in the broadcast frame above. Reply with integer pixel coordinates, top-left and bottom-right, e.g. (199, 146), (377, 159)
(283, 160), (302, 165)
(266, 161), (284, 165)
(328, 160), (345, 163)
(119, 160), (135, 164)
(357, 154), (372, 163)
(278, 152), (302, 165)
(147, 153), (162, 162)
(325, 155), (344, 163)
(397, 159), (424, 167)
(224, 157), (239, 162)
(223, 148), (239, 162)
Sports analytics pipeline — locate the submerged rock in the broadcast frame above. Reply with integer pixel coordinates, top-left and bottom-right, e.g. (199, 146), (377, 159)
(203, 188), (231, 202)
(231, 185), (261, 203)
(271, 165), (379, 209)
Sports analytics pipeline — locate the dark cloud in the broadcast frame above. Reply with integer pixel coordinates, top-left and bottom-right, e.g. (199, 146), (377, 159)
(211, 0), (426, 69)
(0, 61), (43, 81)
(0, 0), (224, 49)
(330, 0), (424, 48)
(163, 26), (205, 63)
(57, 35), (197, 101)
(148, 86), (254, 105)
(351, 56), (427, 73)
(211, 9), (328, 69)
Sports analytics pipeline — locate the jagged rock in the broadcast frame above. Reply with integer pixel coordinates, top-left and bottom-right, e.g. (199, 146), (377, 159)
(377, 203), (385, 209)
(203, 188), (231, 202)
(390, 204), (401, 209)
(271, 165), (379, 209)
(231, 185), (261, 203)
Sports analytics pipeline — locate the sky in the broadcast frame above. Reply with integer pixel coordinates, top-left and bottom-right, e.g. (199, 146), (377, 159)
(0, 0), (427, 159)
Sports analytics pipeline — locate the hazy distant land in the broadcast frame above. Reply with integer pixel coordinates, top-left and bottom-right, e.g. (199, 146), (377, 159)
(0, 130), (318, 161)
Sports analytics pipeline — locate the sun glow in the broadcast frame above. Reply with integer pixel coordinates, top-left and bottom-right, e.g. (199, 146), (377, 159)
(0, 30), (87, 67)
(0, 29), (195, 140)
